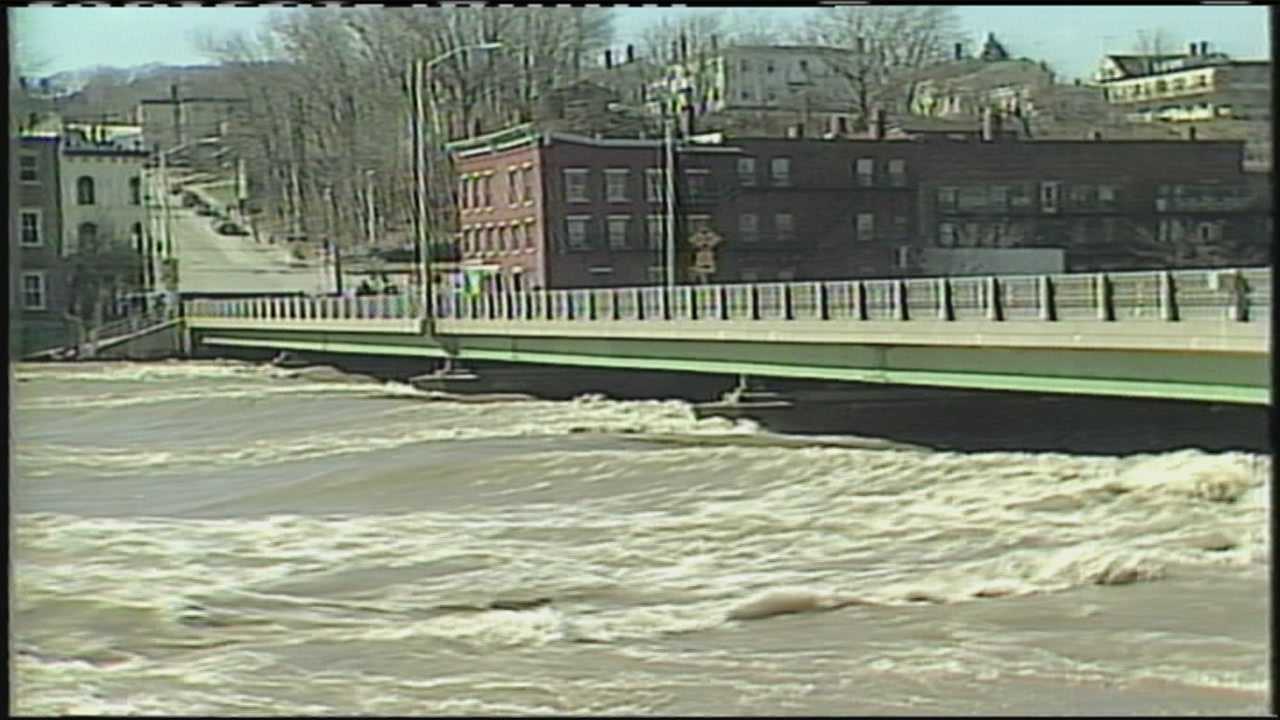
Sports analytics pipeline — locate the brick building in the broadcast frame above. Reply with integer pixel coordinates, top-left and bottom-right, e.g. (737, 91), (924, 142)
(14, 135), (73, 355)
(448, 123), (1269, 289)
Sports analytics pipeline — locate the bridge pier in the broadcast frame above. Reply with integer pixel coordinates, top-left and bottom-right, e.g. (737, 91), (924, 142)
(409, 357), (482, 392)
(696, 374), (794, 415)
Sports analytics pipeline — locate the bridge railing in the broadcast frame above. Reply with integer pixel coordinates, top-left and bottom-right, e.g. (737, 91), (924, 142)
(183, 267), (1269, 327)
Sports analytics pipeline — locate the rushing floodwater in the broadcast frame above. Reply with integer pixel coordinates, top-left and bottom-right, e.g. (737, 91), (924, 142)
(10, 360), (1271, 715)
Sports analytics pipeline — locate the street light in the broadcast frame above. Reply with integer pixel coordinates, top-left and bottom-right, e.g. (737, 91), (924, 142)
(410, 41), (504, 329)
(151, 141), (191, 314)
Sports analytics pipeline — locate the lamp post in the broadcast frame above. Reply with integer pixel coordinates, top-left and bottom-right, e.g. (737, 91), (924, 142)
(409, 41), (503, 329)
(152, 141), (190, 314)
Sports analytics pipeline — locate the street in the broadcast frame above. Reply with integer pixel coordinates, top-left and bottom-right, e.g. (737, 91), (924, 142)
(149, 172), (331, 295)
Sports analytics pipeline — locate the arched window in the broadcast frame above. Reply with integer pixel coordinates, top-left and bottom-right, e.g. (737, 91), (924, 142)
(130, 177), (142, 205)
(77, 176), (96, 205)
(78, 222), (99, 250)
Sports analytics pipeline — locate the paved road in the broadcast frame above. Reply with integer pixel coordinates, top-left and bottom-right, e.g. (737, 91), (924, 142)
(149, 172), (332, 295)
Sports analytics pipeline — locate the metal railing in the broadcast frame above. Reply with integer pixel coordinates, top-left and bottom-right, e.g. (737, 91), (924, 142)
(183, 267), (1270, 327)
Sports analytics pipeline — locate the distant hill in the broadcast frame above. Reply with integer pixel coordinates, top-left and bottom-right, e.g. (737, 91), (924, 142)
(40, 63), (247, 122)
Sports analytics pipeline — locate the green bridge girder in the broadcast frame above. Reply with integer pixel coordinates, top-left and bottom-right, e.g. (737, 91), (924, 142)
(190, 321), (1270, 405)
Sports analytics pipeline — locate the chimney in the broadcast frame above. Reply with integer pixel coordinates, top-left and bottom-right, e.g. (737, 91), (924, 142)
(710, 35), (718, 52)
(1186, 125), (1197, 141)
(170, 83), (178, 102)
(873, 108), (886, 140)
(680, 34), (689, 62)
(604, 49), (613, 69)
(626, 44), (635, 63)
(1200, 41), (1209, 56)
(1188, 42), (1198, 57)
(954, 42), (963, 61)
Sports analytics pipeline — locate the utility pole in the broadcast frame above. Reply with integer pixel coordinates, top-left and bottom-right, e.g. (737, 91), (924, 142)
(365, 169), (377, 246)
(664, 115), (676, 290)
(411, 57), (432, 324)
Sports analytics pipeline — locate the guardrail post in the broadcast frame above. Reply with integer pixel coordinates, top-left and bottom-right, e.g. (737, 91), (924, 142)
(894, 280), (907, 321)
(1159, 271), (1176, 321)
(985, 276), (1001, 321)
(749, 284), (760, 320)
(634, 288), (645, 320)
(1037, 275), (1054, 321)
(1095, 273), (1112, 321)
(662, 286), (672, 321)
(817, 282), (829, 321)
(718, 285), (729, 320)
(783, 283), (794, 320)
(937, 278), (952, 321)
(688, 286), (698, 321)
(586, 291), (597, 321)
(853, 281), (865, 321)
(1228, 269), (1248, 322)
(544, 290), (554, 320)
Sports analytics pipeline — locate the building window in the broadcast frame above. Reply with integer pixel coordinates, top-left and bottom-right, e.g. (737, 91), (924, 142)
(739, 213), (759, 243)
(566, 216), (591, 250)
(685, 169), (710, 200)
(484, 175), (494, 208)
(938, 222), (958, 247)
(855, 212), (875, 241)
(855, 157), (874, 187)
(523, 168), (534, 202)
(645, 168), (665, 202)
(740, 59), (750, 72)
(1098, 184), (1118, 208)
(132, 222), (143, 252)
(515, 224), (527, 251)
(130, 177), (142, 205)
(508, 169), (520, 205)
(19, 154), (38, 183)
(459, 179), (469, 210)
(607, 215), (630, 249)
(605, 169), (630, 202)
(888, 159), (906, 187)
(770, 157), (791, 186)
(766, 62), (775, 74)
(564, 169), (590, 203)
(1009, 183), (1032, 208)
(937, 186), (958, 211)
(21, 272), (46, 310)
(990, 185), (1009, 210)
(646, 215), (663, 249)
(77, 176), (96, 205)
(799, 60), (809, 72)
(78, 222), (98, 250)
(20, 210), (41, 246)
(1040, 181), (1061, 214)
(775, 212), (795, 242)
(502, 225), (514, 252)
(737, 157), (757, 186)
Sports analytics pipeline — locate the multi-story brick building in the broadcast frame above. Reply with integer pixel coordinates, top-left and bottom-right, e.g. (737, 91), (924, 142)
(448, 122), (1270, 289)
(14, 134), (73, 355)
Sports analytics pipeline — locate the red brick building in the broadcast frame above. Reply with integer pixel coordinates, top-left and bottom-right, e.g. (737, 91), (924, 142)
(447, 124), (1269, 289)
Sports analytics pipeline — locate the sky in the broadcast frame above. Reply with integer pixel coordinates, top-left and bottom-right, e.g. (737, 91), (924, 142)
(10, 4), (1273, 82)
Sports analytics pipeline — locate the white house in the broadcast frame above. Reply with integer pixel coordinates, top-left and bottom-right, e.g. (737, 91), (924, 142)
(59, 127), (150, 263)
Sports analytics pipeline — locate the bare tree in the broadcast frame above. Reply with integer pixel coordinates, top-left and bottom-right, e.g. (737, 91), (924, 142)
(798, 5), (962, 129)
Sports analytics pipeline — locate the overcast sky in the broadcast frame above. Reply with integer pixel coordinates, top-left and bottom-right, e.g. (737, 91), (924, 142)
(11, 4), (1273, 82)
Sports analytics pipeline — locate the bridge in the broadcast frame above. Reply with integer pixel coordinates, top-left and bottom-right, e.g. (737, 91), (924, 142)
(182, 266), (1271, 405)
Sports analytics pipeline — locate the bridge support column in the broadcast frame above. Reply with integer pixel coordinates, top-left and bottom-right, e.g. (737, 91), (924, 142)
(698, 374), (794, 413)
(409, 356), (481, 392)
